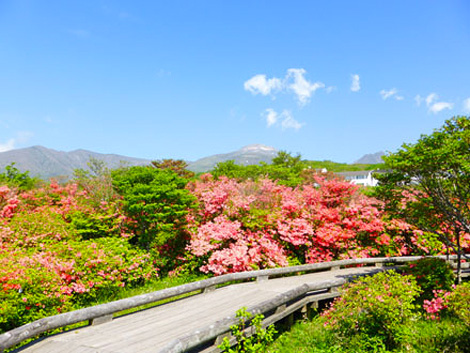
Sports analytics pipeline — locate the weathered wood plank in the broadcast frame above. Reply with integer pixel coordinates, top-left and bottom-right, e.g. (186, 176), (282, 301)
(5, 256), (465, 353)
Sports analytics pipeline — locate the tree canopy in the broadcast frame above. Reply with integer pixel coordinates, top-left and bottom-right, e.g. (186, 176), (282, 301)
(375, 116), (470, 280)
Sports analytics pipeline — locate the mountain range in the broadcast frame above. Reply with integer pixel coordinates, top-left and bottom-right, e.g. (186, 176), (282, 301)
(0, 146), (151, 179)
(0, 144), (382, 179)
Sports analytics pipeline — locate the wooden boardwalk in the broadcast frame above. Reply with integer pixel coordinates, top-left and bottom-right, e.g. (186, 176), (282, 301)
(16, 266), (385, 353)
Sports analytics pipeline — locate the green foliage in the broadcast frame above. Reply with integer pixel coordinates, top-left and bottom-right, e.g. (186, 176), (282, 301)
(269, 315), (470, 353)
(323, 271), (421, 349)
(111, 166), (195, 272)
(211, 151), (382, 187)
(73, 157), (119, 208)
(375, 116), (470, 279)
(446, 281), (470, 327)
(404, 257), (455, 303)
(151, 158), (195, 179)
(0, 163), (38, 190)
(218, 307), (276, 353)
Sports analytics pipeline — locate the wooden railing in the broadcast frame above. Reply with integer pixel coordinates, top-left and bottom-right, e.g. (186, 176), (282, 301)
(0, 255), (467, 352)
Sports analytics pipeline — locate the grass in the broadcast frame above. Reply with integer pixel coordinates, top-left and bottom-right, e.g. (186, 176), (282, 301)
(267, 315), (470, 353)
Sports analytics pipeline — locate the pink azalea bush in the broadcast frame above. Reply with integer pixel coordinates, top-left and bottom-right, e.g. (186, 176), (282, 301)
(422, 289), (451, 320)
(185, 174), (432, 275)
(0, 181), (157, 333)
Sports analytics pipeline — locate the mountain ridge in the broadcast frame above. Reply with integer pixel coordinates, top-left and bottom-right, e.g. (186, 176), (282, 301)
(0, 145), (385, 179)
(0, 146), (151, 179)
(187, 144), (278, 173)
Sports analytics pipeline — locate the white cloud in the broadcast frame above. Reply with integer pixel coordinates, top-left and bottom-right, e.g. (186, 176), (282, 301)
(244, 74), (282, 96)
(350, 74), (360, 92)
(280, 110), (303, 130)
(463, 98), (470, 114)
(417, 93), (453, 114)
(286, 68), (324, 105)
(380, 88), (397, 100)
(325, 86), (336, 93)
(415, 95), (423, 106)
(0, 139), (15, 152)
(263, 108), (278, 127)
(380, 88), (404, 101)
(262, 109), (303, 130)
(425, 93), (438, 106)
(429, 102), (454, 114)
(244, 68), (326, 105)
(0, 131), (33, 152)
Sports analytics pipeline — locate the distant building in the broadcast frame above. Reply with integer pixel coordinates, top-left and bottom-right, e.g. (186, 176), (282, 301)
(336, 170), (385, 187)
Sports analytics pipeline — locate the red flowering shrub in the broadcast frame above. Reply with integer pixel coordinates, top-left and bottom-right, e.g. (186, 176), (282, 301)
(186, 175), (428, 275)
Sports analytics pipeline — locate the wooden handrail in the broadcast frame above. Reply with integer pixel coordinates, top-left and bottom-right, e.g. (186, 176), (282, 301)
(0, 255), (465, 351)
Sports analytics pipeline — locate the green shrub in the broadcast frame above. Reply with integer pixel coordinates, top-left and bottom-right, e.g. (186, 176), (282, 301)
(218, 307), (276, 352)
(322, 271), (421, 349)
(404, 257), (454, 303)
(446, 281), (470, 327)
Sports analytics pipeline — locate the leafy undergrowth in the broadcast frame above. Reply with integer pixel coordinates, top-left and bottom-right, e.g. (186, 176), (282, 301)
(267, 269), (470, 353)
(268, 316), (470, 353)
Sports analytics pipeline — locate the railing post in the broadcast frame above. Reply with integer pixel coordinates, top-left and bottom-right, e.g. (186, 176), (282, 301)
(257, 275), (269, 283)
(89, 314), (113, 326)
(204, 285), (216, 294)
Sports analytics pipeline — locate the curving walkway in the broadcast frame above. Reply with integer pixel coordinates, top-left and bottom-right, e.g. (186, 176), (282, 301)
(15, 266), (387, 353)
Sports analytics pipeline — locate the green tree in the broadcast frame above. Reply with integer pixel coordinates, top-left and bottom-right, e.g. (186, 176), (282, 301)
(375, 116), (470, 282)
(211, 151), (306, 187)
(73, 157), (118, 206)
(111, 166), (196, 272)
(0, 163), (38, 190)
(151, 158), (195, 179)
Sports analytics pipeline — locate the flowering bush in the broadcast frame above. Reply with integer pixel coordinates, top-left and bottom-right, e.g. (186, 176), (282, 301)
(0, 181), (157, 333)
(321, 271), (421, 348)
(422, 289), (451, 320)
(446, 282), (470, 326)
(404, 257), (455, 303)
(186, 175), (432, 275)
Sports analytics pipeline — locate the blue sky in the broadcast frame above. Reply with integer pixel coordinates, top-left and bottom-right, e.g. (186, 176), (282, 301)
(1, 1), (469, 163)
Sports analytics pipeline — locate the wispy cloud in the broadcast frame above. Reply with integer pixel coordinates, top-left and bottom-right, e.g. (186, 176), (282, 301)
(244, 68), (325, 105)
(380, 88), (403, 101)
(425, 93), (438, 106)
(414, 94), (423, 106)
(463, 97), (470, 114)
(286, 68), (325, 105)
(350, 74), (360, 92)
(419, 93), (453, 114)
(325, 86), (336, 93)
(263, 108), (278, 127)
(280, 111), (303, 130)
(429, 101), (453, 114)
(0, 139), (15, 153)
(0, 131), (33, 152)
(244, 74), (282, 96)
(262, 109), (303, 130)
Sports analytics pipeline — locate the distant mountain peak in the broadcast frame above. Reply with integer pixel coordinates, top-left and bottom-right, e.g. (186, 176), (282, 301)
(239, 144), (277, 152)
(353, 151), (385, 164)
(188, 144), (278, 173)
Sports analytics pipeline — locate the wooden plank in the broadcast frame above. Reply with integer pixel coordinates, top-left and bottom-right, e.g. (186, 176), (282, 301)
(9, 262), (448, 353)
